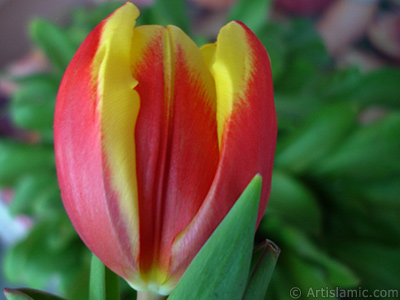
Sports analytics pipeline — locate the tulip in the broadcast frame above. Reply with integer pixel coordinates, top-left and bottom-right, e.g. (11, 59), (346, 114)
(54, 2), (276, 297)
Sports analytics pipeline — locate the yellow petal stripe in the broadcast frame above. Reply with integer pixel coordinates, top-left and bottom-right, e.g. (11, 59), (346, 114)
(201, 21), (254, 147)
(92, 2), (141, 276)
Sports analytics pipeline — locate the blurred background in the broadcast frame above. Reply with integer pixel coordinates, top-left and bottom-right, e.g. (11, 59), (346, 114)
(0, 0), (399, 299)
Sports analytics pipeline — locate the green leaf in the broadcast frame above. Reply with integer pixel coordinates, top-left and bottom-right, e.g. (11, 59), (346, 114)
(72, 2), (124, 27)
(67, 2), (124, 47)
(353, 68), (400, 108)
(266, 267), (295, 300)
(285, 19), (329, 68)
(141, 0), (190, 32)
(359, 178), (400, 210)
(10, 172), (60, 216)
(258, 23), (288, 81)
(275, 57), (318, 94)
(9, 73), (59, 87)
(267, 171), (321, 235)
(285, 254), (333, 300)
(228, 0), (273, 33)
(242, 240), (280, 300)
(280, 227), (359, 288)
(169, 176), (262, 300)
(333, 241), (400, 293)
(274, 93), (322, 123)
(89, 255), (120, 300)
(260, 218), (359, 289)
(315, 112), (400, 181)
(3, 219), (82, 289)
(10, 81), (57, 133)
(60, 263), (91, 300)
(4, 288), (65, 300)
(30, 19), (76, 72)
(327, 201), (400, 249)
(315, 67), (363, 101)
(0, 140), (54, 187)
(322, 67), (400, 109)
(274, 19), (329, 94)
(275, 103), (358, 173)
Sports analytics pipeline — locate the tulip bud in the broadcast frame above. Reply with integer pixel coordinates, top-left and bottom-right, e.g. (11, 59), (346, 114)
(54, 2), (276, 295)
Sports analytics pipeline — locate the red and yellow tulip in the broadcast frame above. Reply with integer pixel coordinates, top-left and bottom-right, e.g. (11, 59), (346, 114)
(54, 2), (276, 296)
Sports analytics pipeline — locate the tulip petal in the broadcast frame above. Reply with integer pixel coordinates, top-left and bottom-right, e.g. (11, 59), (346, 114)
(131, 24), (219, 287)
(160, 25), (219, 275)
(129, 24), (167, 284)
(206, 20), (276, 224)
(55, 3), (143, 287)
(168, 21), (276, 285)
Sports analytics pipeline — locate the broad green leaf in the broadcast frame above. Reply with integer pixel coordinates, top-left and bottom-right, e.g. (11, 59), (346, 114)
(275, 103), (357, 173)
(4, 288), (65, 300)
(361, 179), (400, 210)
(285, 19), (329, 68)
(9, 73), (59, 87)
(280, 227), (359, 288)
(267, 171), (321, 235)
(169, 176), (262, 300)
(274, 56), (318, 94)
(315, 67), (362, 101)
(258, 23), (288, 81)
(141, 0), (190, 32)
(274, 93), (322, 123)
(3, 219), (82, 289)
(10, 172), (60, 216)
(336, 178), (400, 212)
(286, 254), (333, 300)
(30, 19), (76, 72)
(274, 19), (329, 95)
(67, 2), (124, 47)
(261, 219), (358, 289)
(329, 200), (400, 247)
(315, 112), (400, 181)
(353, 68), (400, 108)
(266, 267), (295, 300)
(333, 241), (400, 294)
(228, 0), (273, 33)
(0, 140), (54, 187)
(242, 240), (280, 300)
(60, 264), (91, 300)
(10, 82), (57, 132)
(72, 2), (123, 28)
(89, 255), (120, 300)
(321, 67), (400, 109)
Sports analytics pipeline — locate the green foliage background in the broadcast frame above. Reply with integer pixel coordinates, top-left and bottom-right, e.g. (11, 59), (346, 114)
(1, 0), (399, 299)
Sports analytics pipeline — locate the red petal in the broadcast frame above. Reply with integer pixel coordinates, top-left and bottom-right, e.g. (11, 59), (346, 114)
(132, 26), (219, 280)
(54, 4), (141, 284)
(168, 21), (276, 284)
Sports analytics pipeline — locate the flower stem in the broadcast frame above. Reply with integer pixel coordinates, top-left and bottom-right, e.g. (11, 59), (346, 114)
(136, 291), (167, 300)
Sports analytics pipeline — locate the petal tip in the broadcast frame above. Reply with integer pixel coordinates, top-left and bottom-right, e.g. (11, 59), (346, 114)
(115, 1), (140, 19)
